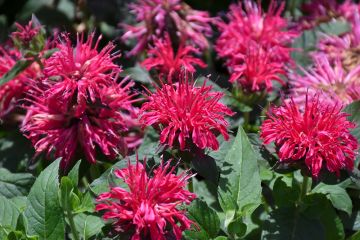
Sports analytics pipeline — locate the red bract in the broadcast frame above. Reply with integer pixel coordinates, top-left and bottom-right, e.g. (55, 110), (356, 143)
(22, 81), (138, 170)
(140, 79), (233, 151)
(229, 44), (286, 92)
(260, 95), (358, 177)
(43, 33), (121, 115)
(141, 35), (206, 82)
(95, 159), (196, 240)
(0, 48), (40, 118)
(121, 0), (212, 55)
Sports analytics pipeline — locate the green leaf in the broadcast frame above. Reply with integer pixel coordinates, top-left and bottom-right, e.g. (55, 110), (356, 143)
(311, 182), (352, 215)
(24, 159), (65, 240)
(227, 217), (247, 238)
(191, 155), (219, 185)
(68, 161), (81, 187)
(344, 101), (360, 143)
(74, 192), (94, 214)
(273, 177), (300, 208)
(137, 127), (162, 161)
(0, 60), (33, 87)
(185, 199), (220, 239)
(120, 65), (152, 83)
(0, 168), (35, 198)
(0, 195), (21, 236)
(73, 214), (104, 240)
(218, 127), (261, 226)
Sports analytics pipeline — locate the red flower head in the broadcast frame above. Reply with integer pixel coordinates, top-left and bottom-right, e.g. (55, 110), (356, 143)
(260, 95), (358, 177)
(121, 0), (212, 55)
(141, 34), (206, 82)
(215, 0), (298, 68)
(0, 47), (41, 118)
(11, 20), (41, 47)
(43, 33), (121, 115)
(140, 79), (233, 151)
(96, 159), (196, 240)
(229, 43), (286, 92)
(21, 81), (138, 170)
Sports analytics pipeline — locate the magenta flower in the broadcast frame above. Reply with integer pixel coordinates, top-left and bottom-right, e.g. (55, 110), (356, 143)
(96, 159), (196, 240)
(215, 0), (297, 92)
(0, 48), (41, 118)
(140, 79), (233, 151)
(141, 34), (206, 82)
(21, 33), (140, 169)
(260, 95), (358, 177)
(229, 44), (286, 92)
(291, 54), (360, 105)
(11, 20), (41, 47)
(43, 33), (121, 116)
(22, 81), (138, 170)
(121, 0), (212, 55)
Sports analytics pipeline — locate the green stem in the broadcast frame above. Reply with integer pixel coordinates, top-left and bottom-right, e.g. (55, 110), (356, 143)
(188, 177), (194, 193)
(300, 176), (309, 200)
(243, 112), (250, 130)
(67, 207), (79, 240)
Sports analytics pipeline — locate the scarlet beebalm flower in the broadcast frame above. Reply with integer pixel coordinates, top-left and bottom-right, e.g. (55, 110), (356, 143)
(141, 35), (206, 82)
(140, 80), (233, 150)
(291, 55), (360, 105)
(0, 48), (41, 118)
(22, 81), (138, 170)
(43, 33), (121, 115)
(215, 0), (297, 68)
(122, 0), (212, 55)
(229, 44), (286, 92)
(260, 95), (358, 177)
(11, 20), (41, 47)
(96, 159), (196, 240)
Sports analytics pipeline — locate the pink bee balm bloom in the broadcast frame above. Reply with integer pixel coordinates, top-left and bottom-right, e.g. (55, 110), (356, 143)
(95, 159), (196, 240)
(0, 48), (41, 118)
(141, 35), (206, 82)
(43, 33), (121, 115)
(22, 81), (138, 170)
(215, 0), (298, 68)
(11, 20), (41, 47)
(140, 79), (233, 151)
(260, 95), (358, 177)
(291, 54), (360, 105)
(121, 0), (212, 55)
(229, 44), (286, 92)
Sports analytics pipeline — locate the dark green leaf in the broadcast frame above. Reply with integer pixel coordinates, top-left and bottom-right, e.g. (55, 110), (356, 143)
(74, 213), (104, 240)
(311, 182), (352, 215)
(191, 155), (219, 185)
(0, 168), (34, 198)
(218, 127), (262, 226)
(120, 65), (152, 83)
(0, 195), (21, 238)
(68, 161), (81, 187)
(24, 159), (65, 240)
(184, 199), (220, 239)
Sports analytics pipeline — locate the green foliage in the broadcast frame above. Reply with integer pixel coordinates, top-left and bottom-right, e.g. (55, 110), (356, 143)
(0, 168), (34, 198)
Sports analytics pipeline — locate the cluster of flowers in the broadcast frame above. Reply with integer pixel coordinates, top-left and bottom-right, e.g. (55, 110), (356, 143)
(1, 0), (360, 239)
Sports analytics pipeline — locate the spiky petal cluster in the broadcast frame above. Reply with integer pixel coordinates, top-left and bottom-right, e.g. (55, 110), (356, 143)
(122, 0), (212, 55)
(11, 20), (41, 47)
(0, 48), (40, 118)
(96, 159), (196, 240)
(140, 80), (233, 150)
(291, 54), (360, 105)
(22, 33), (139, 169)
(215, 0), (297, 92)
(229, 43), (286, 92)
(260, 95), (358, 177)
(43, 33), (122, 115)
(141, 35), (206, 82)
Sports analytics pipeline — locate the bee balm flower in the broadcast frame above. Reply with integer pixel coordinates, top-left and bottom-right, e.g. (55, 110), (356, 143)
(260, 95), (358, 177)
(140, 79), (233, 151)
(96, 159), (196, 240)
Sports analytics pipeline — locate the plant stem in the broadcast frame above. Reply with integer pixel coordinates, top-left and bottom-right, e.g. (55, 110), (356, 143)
(188, 177), (194, 193)
(67, 207), (79, 240)
(300, 175), (309, 200)
(243, 112), (250, 130)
